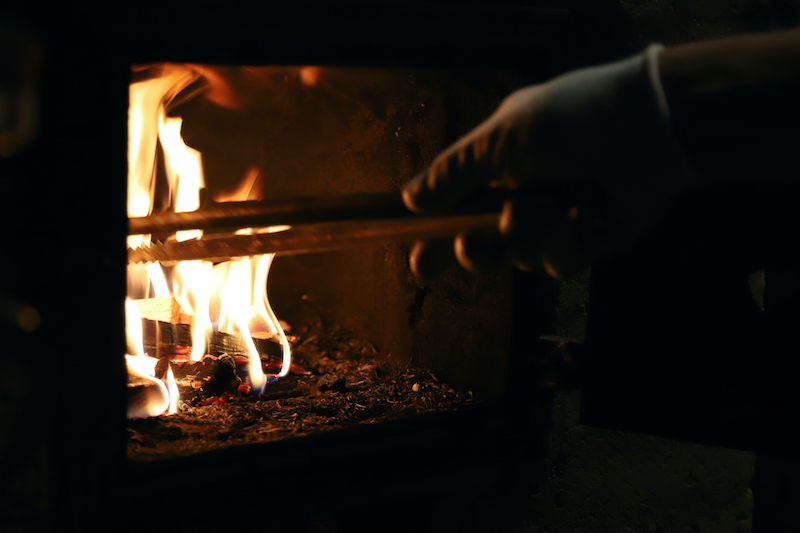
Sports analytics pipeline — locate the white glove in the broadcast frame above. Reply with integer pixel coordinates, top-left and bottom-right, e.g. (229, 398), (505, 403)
(403, 45), (701, 278)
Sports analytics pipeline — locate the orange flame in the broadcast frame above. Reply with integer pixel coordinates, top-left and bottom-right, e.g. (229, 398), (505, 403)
(213, 165), (262, 203)
(299, 66), (321, 87)
(187, 64), (240, 109)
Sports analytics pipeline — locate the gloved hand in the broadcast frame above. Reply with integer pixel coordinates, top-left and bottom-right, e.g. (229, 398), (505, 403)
(403, 45), (701, 279)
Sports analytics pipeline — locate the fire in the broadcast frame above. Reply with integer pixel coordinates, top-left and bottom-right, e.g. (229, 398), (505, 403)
(125, 298), (146, 359)
(213, 165), (262, 203)
(166, 365), (179, 415)
(126, 64), (292, 417)
(127, 64), (198, 250)
(125, 298), (170, 418)
(158, 113), (204, 242)
(172, 260), (213, 361)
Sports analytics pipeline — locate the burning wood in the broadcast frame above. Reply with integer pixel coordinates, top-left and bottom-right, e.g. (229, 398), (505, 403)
(133, 317), (288, 360)
(128, 345), (280, 416)
(128, 327), (474, 462)
(127, 369), (169, 419)
(209, 330), (284, 360)
(126, 63), (294, 417)
(166, 354), (240, 403)
(139, 318), (191, 358)
(126, 317), (293, 416)
(131, 297), (183, 324)
(125, 291), (298, 417)
(126, 353), (177, 418)
(127, 381), (169, 420)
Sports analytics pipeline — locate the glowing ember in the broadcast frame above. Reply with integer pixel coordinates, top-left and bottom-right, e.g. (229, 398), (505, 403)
(126, 64), (292, 417)
(299, 66), (321, 87)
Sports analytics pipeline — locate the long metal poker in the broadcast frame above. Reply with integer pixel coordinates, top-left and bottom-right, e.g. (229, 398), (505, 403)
(127, 191), (504, 263)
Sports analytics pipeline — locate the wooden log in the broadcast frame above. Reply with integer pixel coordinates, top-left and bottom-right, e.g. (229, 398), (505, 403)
(165, 355), (240, 404)
(127, 362), (168, 418)
(129, 295), (289, 360)
(127, 384), (168, 419)
(138, 319), (192, 358)
(208, 330), (283, 359)
(131, 297), (181, 323)
(137, 318), (285, 360)
(142, 319), (192, 345)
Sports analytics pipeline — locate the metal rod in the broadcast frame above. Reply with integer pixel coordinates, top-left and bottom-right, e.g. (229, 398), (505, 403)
(128, 190), (511, 236)
(128, 213), (499, 263)
(128, 192), (410, 236)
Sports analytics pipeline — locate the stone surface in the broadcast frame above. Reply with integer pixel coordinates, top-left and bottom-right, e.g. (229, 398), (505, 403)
(521, 263), (756, 532)
(519, 390), (755, 533)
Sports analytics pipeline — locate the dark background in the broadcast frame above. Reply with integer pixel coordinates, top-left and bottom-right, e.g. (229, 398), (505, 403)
(523, 2), (800, 532)
(2, 1), (800, 532)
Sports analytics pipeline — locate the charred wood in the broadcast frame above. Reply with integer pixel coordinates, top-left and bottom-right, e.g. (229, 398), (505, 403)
(136, 318), (286, 359)
(166, 355), (240, 404)
(139, 319), (192, 357)
(209, 330), (284, 359)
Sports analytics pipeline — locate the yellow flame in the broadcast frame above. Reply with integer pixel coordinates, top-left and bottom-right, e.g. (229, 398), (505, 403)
(253, 254), (291, 378)
(128, 64), (199, 247)
(158, 113), (204, 242)
(146, 262), (170, 299)
(126, 355), (169, 419)
(172, 260), (212, 361)
(211, 170), (292, 389)
(125, 298), (176, 418)
(219, 258), (267, 392)
(235, 314), (266, 394)
(127, 63), (294, 405)
(166, 364), (179, 415)
(214, 251), (292, 388)
(125, 298), (145, 359)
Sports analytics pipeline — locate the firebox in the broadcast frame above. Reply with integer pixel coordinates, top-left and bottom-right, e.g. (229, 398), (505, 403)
(125, 60), (523, 440)
(1, 2), (623, 531)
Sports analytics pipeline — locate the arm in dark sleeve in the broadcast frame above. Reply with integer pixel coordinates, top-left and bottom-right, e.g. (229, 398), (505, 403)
(659, 27), (800, 183)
